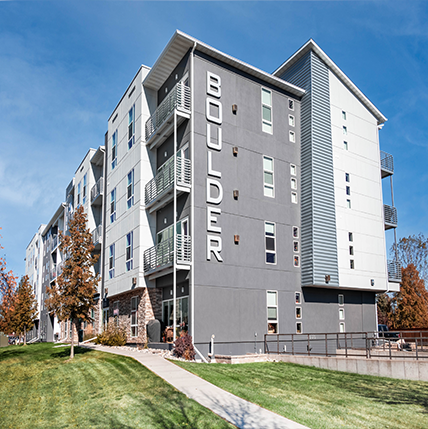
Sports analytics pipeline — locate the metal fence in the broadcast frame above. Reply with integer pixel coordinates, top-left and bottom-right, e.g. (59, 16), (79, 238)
(384, 204), (398, 226)
(264, 331), (428, 360)
(387, 259), (402, 282)
(91, 177), (104, 204)
(380, 150), (394, 174)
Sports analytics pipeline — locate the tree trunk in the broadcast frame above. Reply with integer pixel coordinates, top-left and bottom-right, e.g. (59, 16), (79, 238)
(70, 320), (75, 359)
(24, 326), (27, 346)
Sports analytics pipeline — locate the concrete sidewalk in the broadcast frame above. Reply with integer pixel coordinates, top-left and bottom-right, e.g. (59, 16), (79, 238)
(83, 344), (309, 429)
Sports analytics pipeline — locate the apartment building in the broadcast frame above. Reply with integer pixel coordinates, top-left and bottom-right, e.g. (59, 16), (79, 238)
(26, 31), (400, 356)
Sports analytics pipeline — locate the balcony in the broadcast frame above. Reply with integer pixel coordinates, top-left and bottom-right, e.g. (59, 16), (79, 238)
(145, 82), (191, 150)
(92, 224), (102, 249)
(144, 156), (191, 213)
(380, 151), (394, 178)
(51, 235), (58, 252)
(143, 234), (191, 279)
(50, 266), (57, 282)
(388, 260), (402, 283)
(91, 177), (104, 206)
(384, 204), (398, 230)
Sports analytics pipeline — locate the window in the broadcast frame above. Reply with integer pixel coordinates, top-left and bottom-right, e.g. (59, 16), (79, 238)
(296, 322), (302, 334)
(82, 174), (87, 205)
(342, 111), (347, 120)
(265, 222), (276, 264)
(293, 226), (299, 239)
(293, 241), (299, 252)
(291, 192), (298, 204)
(344, 141), (348, 150)
(290, 164), (296, 176)
(127, 169), (134, 209)
(77, 182), (81, 207)
(350, 259), (355, 269)
(112, 130), (118, 170)
(131, 297), (138, 337)
(288, 99), (294, 111)
(267, 291), (278, 334)
(289, 115), (295, 127)
(91, 309), (95, 329)
(346, 199), (351, 209)
(162, 296), (189, 331)
(291, 178), (297, 190)
(339, 322), (345, 333)
(110, 189), (116, 223)
(289, 131), (296, 143)
(343, 126), (347, 135)
(338, 294), (344, 305)
(293, 255), (300, 267)
(348, 232), (353, 242)
(339, 308), (345, 320)
(295, 292), (301, 304)
(126, 232), (133, 271)
(109, 244), (115, 279)
(263, 156), (274, 197)
(349, 246), (354, 256)
(346, 186), (351, 196)
(261, 88), (272, 134)
(128, 105), (135, 149)
(103, 308), (109, 330)
(113, 301), (119, 326)
(345, 173), (350, 182)
(296, 307), (302, 319)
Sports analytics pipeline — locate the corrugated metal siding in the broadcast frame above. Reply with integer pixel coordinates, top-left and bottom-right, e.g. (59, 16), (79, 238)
(280, 51), (339, 287)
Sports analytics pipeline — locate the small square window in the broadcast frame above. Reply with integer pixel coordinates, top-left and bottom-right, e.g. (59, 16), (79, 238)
(296, 322), (302, 334)
(293, 241), (299, 252)
(348, 232), (353, 242)
(293, 226), (299, 238)
(343, 126), (347, 135)
(291, 178), (297, 190)
(289, 115), (295, 127)
(345, 173), (350, 182)
(288, 99), (294, 111)
(291, 192), (298, 204)
(293, 255), (300, 267)
(289, 131), (296, 143)
(346, 186), (351, 196)
(295, 292), (301, 304)
(290, 164), (296, 176)
(350, 259), (355, 269)
(338, 294), (344, 305)
(346, 199), (351, 208)
(344, 141), (348, 150)
(342, 111), (347, 120)
(349, 246), (354, 256)
(296, 307), (302, 319)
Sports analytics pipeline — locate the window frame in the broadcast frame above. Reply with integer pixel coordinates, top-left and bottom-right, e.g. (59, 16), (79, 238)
(288, 99), (294, 111)
(345, 173), (350, 182)
(126, 231), (133, 272)
(291, 192), (298, 204)
(295, 307), (302, 319)
(296, 322), (302, 334)
(295, 292), (301, 304)
(131, 296), (138, 337)
(338, 294), (344, 306)
(128, 105), (135, 150)
(290, 164), (297, 176)
(82, 173), (87, 205)
(264, 221), (276, 265)
(339, 322), (345, 333)
(127, 169), (134, 209)
(110, 188), (116, 223)
(112, 129), (118, 170)
(109, 244), (115, 279)
(343, 126), (347, 135)
(261, 87), (273, 134)
(346, 186), (351, 196)
(293, 255), (300, 268)
(350, 259), (355, 269)
(339, 308), (345, 320)
(291, 177), (297, 190)
(342, 111), (347, 120)
(289, 130), (296, 143)
(344, 141), (348, 150)
(346, 199), (351, 209)
(263, 155), (275, 198)
(267, 290), (278, 334)
(288, 114), (295, 127)
(293, 226), (299, 239)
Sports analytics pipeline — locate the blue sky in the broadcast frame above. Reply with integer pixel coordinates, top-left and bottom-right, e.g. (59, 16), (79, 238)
(0, 1), (427, 278)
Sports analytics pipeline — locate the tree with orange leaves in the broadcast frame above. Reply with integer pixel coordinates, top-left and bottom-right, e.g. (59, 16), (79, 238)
(46, 206), (99, 359)
(390, 264), (428, 329)
(14, 275), (37, 345)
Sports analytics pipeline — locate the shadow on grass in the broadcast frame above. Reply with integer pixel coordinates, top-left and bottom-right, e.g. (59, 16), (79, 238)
(50, 346), (93, 359)
(0, 347), (26, 361)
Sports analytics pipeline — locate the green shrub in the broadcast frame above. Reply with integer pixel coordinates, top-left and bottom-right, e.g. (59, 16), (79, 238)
(94, 324), (127, 346)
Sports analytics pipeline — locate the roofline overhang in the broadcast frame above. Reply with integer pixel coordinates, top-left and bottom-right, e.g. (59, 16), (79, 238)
(42, 203), (66, 237)
(143, 30), (305, 98)
(273, 39), (387, 125)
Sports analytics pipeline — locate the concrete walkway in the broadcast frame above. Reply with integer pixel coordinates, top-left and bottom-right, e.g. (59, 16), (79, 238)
(83, 344), (309, 429)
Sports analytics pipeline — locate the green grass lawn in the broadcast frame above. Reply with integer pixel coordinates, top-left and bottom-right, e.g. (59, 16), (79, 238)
(0, 343), (233, 429)
(175, 360), (428, 429)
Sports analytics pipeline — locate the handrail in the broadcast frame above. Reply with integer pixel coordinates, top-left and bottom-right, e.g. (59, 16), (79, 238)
(145, 82), (191, 141)
(387, 259), (402, 282)
(91, 177), (104, 203)
(380, 150), (394, 174)
(384, 204), (397, 226)
(92, 224), (103, 246)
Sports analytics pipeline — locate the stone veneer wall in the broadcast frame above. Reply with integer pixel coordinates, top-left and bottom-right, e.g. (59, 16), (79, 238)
(107, 287), (162, 344)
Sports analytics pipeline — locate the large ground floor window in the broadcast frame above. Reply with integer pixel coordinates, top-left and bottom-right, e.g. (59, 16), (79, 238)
(162, 296), (189, 338)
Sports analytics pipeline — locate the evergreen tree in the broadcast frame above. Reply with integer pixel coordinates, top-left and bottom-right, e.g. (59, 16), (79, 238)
(14, 276), (37, 345)
(46, 206), (99, 359)
(390, 264), (428, 329)
(376, 293), (392, 326)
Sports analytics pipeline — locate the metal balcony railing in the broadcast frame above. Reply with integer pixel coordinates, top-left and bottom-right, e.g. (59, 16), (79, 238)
(380, 151), (394, 176)
(145, 82), (191, 142)
(52, 235), (58, 251)
(91, 177), (104, 204)
(50, 266), (57, 282)
(384, 204), (398, 228)
(144, 156), (191, 206)
(92, 224), (103, 246)
(143, 234), (191, 273)
(57, 261), (64, 276)
(387, 260), (402, 282)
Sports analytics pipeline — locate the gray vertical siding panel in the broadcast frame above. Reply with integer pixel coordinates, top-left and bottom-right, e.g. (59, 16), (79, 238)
(279, 51), (339, 287)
